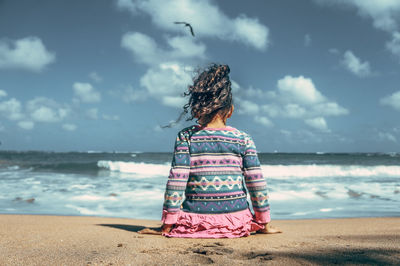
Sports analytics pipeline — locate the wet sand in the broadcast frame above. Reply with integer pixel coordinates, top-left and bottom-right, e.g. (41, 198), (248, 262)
(0, 215), (399, 265)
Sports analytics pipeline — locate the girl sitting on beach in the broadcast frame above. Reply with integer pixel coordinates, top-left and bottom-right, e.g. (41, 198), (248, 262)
(160, 64), (281, 238)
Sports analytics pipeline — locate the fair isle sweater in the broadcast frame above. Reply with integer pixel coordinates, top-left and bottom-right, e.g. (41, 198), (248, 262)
(162, 125), (270, 224)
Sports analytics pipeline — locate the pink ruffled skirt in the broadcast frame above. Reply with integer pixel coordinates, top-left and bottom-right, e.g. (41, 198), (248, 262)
(163, 208), (265, 238)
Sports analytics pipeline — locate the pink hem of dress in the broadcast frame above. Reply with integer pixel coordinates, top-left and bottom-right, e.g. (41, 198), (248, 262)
(162, 209), (265, 239)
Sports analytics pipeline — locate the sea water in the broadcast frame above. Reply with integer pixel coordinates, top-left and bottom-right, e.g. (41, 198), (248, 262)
(0, 151), (399, 220)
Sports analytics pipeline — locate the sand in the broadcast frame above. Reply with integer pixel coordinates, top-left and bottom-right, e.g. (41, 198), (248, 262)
(0, 215), (399, 265)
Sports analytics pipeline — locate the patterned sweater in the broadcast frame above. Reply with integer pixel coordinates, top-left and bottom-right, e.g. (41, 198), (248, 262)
(162, 125), (270, 224)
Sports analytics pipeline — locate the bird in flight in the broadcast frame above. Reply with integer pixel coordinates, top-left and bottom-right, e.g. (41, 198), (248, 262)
(174, 21), (195, 37)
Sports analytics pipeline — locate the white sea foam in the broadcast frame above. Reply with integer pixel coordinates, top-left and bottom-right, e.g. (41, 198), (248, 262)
(97, 160), (170, 177)
(292, 211), (309, 216)
(65, 204), (112, 216)
(3, 152), (399, 221)
(23, 177), (41, 184)
(269, 190), (317, 201)
(120, 190), (164, 200)
(69, 184), (95, 190)
(261, 164), (400, 179)
(97, 161), (400, 179)
(71, 195), (117, 202)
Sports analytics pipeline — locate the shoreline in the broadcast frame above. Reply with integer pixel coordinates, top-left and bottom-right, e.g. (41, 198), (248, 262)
(2, 211), (400, 219)
(1, 215), (399, 265)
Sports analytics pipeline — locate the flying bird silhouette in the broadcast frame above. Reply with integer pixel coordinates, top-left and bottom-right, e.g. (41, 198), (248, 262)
(174, 21), (195, 37)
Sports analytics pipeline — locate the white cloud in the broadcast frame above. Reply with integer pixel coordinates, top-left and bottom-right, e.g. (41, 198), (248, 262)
(140, 62), (192, 107)
(118, 1), (270, 112)
(89, 72), (103, 83)
(314, 0), (400, 32)
(116, 0), (138, 13)
(241, 86), (271, 99)
(116, 0), (270, 50)
(0, 98), (24, 120)
(0, 36), (55, 72)
(378, 132), (397, 143)
(238, 99), (260, 115)
(121, 32), (205, 64)
(277, 75), (325, 105)
(62, 123), (77, 131)
(26, 97), (69, 123)
(231, 80), (240, 93)
(254, 115), (273, 127)
(73, 82), (101, 103)
(161, 96), (186, 108)
(380, 90), (400, 111)
(1, 96), (72, 129)
(304, 34), (312, 47)
(167, 35), (207, 58)
(313, 102), (349, 116)
(232, 15), (269, 50)
(251, 75), (348, 131)
(31, 107), (57, 122)
(18, 121), (34, 130)
(282, 104), (307, 118)
(275, 75), (348, 118)
(86, 108), (99, 120)
(0, 90), (7, 98)
(236, 75), (348, 133)
(0, 122), (4, 132)
(315, 1), (400, 60)
(102, 114), (120, 121)
(266, 100), (348, 120)
(121, 32), (160, 64)
(305, 117), (330, 132)
(341, 50), (371, 77)
(386, 31), (400, 59)
(261, 104), (280, 118)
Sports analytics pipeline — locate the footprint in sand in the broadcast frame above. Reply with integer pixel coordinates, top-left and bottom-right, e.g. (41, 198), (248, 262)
(186, 242), (235, 265)
(188, 242), (234, 256)
(243, 251), (274, 261)
(189, 255), (214, 264)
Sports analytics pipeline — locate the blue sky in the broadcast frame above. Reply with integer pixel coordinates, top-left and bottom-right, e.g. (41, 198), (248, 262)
(1, 0), (400, 152)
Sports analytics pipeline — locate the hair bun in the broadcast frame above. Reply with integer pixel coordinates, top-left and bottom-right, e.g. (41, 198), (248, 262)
(183, 63), (233, 126)
(219, 65), (230, 75)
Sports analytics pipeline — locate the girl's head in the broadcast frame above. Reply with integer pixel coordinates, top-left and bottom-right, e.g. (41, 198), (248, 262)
(184, 64), (233, 126)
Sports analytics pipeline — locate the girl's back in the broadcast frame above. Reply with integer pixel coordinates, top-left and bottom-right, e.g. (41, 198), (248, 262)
(160, 64), (279, 238)
(163, 124), (270, 238)
(182, 125), (265, 215)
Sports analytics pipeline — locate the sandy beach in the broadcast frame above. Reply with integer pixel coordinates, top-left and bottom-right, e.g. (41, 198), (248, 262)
(0, 215), (399, 265)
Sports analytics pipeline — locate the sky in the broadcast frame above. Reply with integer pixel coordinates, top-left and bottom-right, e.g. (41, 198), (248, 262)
(1, 0), (400, 152)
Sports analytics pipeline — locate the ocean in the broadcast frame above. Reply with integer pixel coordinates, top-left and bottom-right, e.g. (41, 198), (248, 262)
(0, 151), (399, 220)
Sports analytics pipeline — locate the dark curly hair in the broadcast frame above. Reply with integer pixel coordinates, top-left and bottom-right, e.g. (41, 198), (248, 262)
(162, 63), (233, 128)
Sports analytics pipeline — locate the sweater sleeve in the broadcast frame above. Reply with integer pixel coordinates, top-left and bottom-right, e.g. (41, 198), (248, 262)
(161, 130), (191, 224)
(242, 134), (271, 224)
